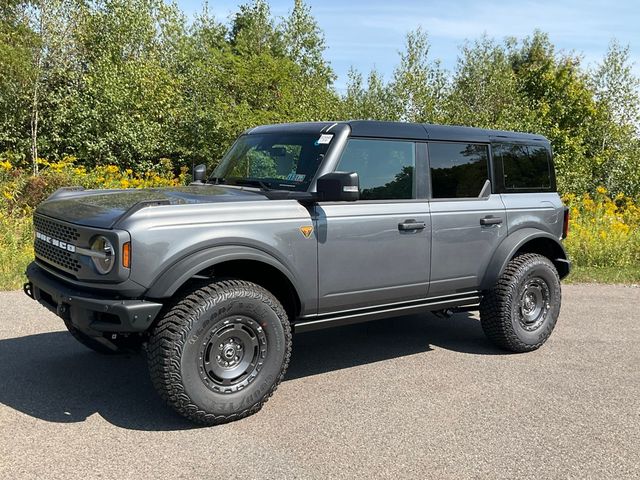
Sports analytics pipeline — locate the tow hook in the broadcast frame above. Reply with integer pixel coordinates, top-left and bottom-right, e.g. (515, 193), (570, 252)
(23, 282), (34, 299)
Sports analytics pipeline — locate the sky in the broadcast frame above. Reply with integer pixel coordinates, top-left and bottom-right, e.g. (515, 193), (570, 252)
(176, 0), (640, 92)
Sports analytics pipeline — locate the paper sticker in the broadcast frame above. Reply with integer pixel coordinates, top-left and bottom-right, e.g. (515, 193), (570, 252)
(316, 134), (333, 145)
(286, 173), (306, 182)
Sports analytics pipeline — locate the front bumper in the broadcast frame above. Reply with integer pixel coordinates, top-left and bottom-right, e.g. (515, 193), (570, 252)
(25, 262), (163, 337)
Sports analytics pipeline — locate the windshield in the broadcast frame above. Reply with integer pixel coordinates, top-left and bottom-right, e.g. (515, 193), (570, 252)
(211, 132), (333, 191)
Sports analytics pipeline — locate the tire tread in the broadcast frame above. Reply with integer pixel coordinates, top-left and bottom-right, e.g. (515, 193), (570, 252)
(147, 279), (291, 425)
(479, 253), (560, 353)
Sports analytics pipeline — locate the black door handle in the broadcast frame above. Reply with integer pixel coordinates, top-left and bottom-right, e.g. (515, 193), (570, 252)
(480, 216), (503, 226)
(398, 220), (426, 231)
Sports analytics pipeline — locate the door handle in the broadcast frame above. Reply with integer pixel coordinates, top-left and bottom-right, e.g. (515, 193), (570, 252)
(398, 220), (426, 231)
(480, 216), (503, 226)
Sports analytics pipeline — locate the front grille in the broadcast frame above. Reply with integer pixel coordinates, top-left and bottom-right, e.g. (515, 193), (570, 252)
(34, 215), (80, 243)
(34, 240), (81, 272)
(33, 215), (82, 274)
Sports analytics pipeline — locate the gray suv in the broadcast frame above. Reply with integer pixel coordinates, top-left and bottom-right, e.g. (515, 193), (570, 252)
(24, 121), (571, 425)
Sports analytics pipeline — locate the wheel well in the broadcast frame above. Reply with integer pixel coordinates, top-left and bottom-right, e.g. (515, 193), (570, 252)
(184, 260), (301, 320)
(514, 237), (569, 278)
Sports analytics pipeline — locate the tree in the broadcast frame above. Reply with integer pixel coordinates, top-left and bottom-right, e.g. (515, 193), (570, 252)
(509, 31), (600, 194)
(0, 0), (36, 162)
(590, 40), (640, 195)
(281, 0), (332, 82)
(230, 0), (281, 55)
(390, 28), (447, 123)
(67, 0), (187, 168)
(26, 0), (84, 173)
(445, 36), (532, 131)
(343, 68), (397, 120)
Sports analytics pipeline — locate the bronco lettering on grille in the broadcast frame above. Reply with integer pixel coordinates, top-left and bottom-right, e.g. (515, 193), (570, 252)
(35, 231), (77, 253)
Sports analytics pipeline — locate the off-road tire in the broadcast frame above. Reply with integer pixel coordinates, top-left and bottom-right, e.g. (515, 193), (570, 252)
(480, 253), (561, 353)
(147, 280), (291, 425)
(64, 320), (143, 354)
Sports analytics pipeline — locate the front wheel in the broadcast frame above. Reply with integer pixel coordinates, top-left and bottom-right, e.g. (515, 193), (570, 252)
(147, 280), (291, 425)
(480, 253), (561, 352)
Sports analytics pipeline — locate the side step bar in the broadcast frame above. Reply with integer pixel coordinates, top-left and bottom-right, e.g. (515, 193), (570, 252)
(294, 293), (481, 333)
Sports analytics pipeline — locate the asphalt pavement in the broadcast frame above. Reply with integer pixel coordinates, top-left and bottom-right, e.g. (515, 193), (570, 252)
(0, 284), (639, 479)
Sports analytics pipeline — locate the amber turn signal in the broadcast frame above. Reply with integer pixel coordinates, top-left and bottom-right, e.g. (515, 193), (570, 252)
(122, 242), (131, 268)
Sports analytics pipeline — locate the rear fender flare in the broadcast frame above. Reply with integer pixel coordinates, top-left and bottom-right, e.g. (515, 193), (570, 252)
(480, 229), (569, 290)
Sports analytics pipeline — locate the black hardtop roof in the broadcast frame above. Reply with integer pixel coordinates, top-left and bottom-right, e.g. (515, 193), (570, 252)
(248, 120), (549, 144)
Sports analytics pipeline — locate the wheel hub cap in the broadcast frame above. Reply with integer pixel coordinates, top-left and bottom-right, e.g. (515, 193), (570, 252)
(198, 316), (268, 394)
(519, 277), (551, 331)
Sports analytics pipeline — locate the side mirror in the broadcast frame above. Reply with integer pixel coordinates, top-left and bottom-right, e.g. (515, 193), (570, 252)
(191, 164), (207, 184)
(316, 172), (359, 202)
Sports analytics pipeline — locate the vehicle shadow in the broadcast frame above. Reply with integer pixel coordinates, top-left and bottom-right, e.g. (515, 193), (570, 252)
(287, 311), (506, 380)
(0, 312), (505, 431)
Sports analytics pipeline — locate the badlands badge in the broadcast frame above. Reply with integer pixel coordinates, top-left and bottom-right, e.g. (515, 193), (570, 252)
(299, 225), (313, 238)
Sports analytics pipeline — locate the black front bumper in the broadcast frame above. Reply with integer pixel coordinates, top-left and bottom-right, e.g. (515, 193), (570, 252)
(25, 262), (163, 337)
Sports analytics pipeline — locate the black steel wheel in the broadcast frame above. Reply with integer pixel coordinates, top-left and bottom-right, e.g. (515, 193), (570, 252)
(198, 316), (267, 394)
(480, 253), (561, 352)
(518, 277), (551, 332)
(147, 279), (291, 425)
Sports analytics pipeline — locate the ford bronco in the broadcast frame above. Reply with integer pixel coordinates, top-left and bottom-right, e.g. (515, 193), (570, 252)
(24, 121), (570, 425)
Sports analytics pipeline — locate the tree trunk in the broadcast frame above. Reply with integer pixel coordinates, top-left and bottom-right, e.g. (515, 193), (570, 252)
(30, 78), (39, 175)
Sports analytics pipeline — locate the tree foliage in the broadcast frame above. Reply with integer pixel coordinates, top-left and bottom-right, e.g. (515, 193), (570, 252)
(0, 0), (638, 196)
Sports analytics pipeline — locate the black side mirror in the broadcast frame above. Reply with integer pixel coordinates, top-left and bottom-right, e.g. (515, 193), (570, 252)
(192, 164), (206, 184)
(316, 172), (359, 202)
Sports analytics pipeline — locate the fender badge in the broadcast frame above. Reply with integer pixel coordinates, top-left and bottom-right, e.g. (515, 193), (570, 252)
(299, 226), (314, 238)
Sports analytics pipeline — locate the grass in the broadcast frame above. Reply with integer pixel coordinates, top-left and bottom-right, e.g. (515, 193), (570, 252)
(0, 212), (33, 291)
(565, 266), (640, 284)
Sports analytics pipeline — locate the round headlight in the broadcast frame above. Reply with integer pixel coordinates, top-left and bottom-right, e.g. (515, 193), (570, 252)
(91, 236), (115, 274)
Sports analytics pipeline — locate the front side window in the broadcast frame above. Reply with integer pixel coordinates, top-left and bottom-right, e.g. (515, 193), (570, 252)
(336, 139), (415, 200)
(213, 133), (332, 191)
(428, 142), (489, 198)
(493, 143), (552, 190)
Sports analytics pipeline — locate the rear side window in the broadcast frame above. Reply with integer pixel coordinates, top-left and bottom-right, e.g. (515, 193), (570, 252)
(493, 143), (552, 190)
(337, 139), (415, 200)
(428, 142), (489, 198)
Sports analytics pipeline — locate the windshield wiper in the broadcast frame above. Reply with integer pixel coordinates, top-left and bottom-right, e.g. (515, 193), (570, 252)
(228, 179), (273, 191)
(207, 176), (226, 185)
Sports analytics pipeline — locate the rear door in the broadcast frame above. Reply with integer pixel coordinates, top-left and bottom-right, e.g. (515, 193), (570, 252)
(427, 141), (507, 296)
(315, 138), (431, 314)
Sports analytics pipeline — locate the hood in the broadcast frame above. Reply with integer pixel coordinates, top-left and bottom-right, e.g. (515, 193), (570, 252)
(36, 185), (268, 229)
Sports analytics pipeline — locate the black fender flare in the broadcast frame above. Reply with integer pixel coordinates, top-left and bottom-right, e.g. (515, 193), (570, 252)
(145, 245), (304, 303)
(480, 228), (570, 290)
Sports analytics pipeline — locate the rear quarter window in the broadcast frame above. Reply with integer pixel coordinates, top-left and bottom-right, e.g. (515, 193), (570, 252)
(493, 143), (554, 191)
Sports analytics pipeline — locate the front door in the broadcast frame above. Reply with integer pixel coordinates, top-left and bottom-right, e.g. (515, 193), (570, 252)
(316, 138), (431, 314)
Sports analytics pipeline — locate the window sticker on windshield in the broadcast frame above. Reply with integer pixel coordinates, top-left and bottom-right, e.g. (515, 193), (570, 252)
(287, 172), (306, 182)
(286, 173), (306, 182)
(315, 134), (333, 145)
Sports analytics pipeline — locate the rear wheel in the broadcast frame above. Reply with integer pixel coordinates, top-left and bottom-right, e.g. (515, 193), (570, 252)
(480, 253), (561, 352)
(147, 279), (291, 425)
